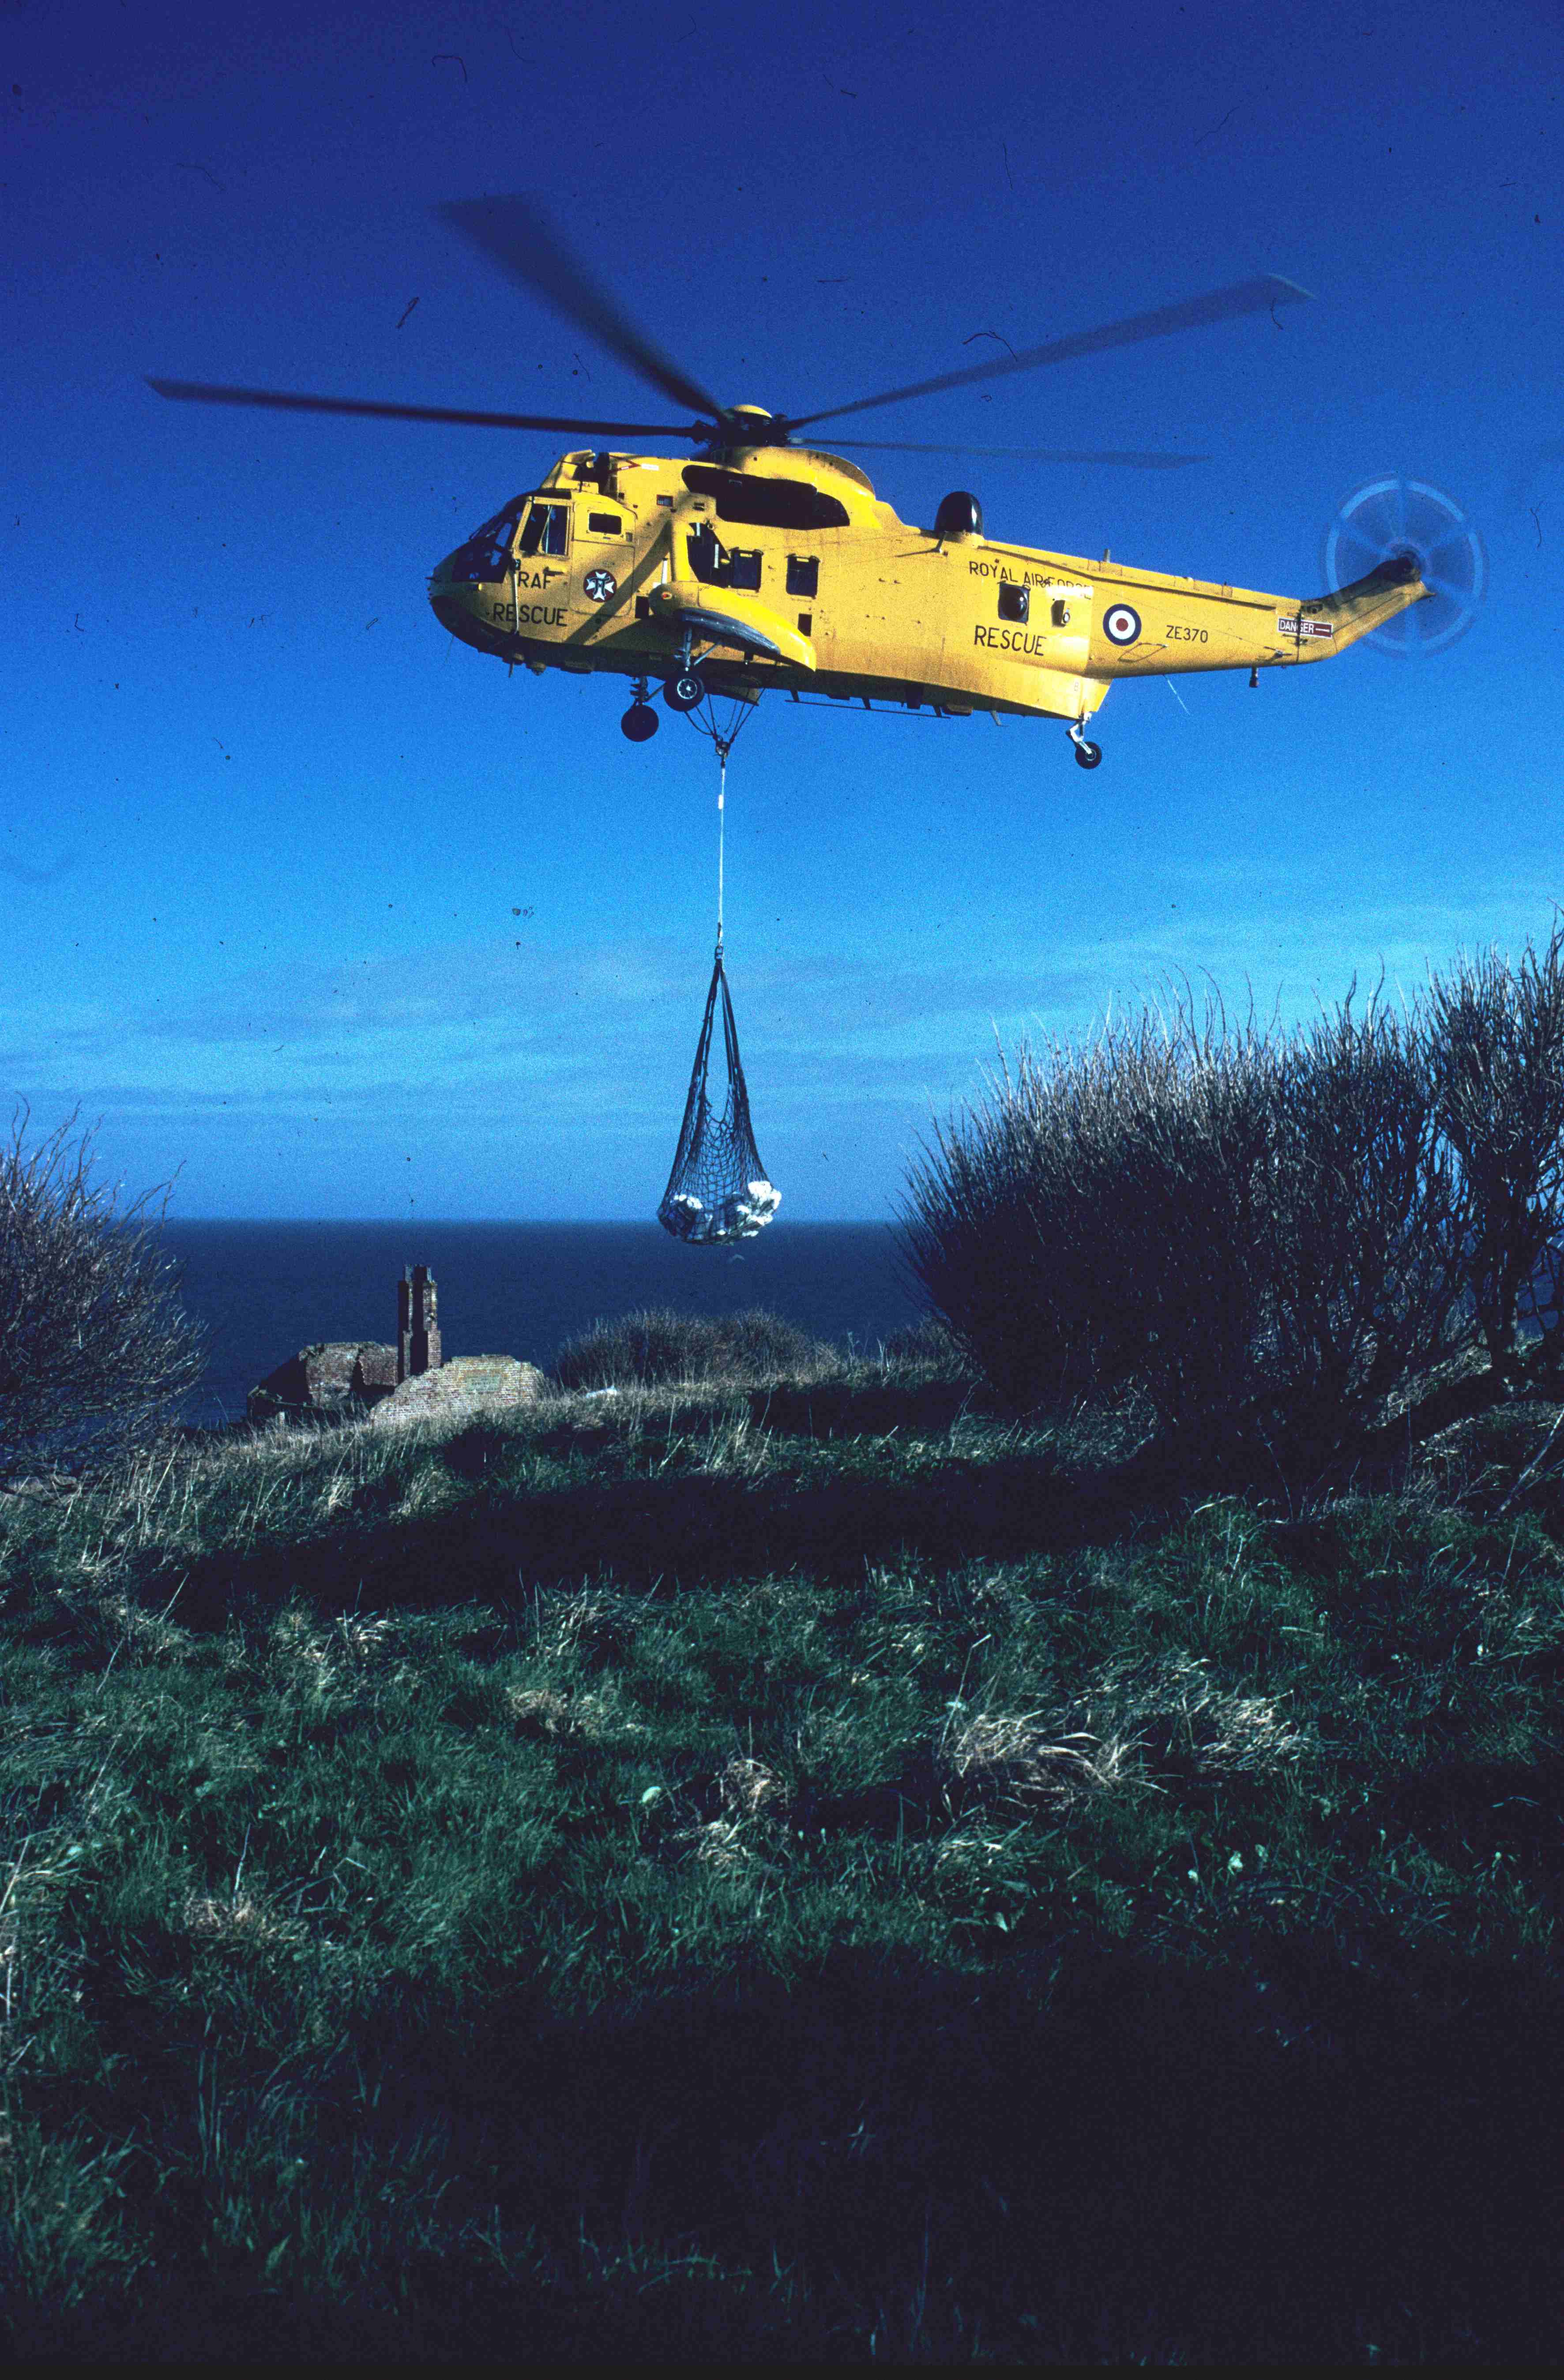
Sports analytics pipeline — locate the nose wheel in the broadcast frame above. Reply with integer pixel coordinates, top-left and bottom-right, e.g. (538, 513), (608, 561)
(621, 676), (659, 741)
(1068, 718), (1103, 769)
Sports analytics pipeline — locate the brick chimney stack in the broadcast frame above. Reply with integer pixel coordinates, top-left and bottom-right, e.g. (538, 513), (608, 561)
(397, 1264), (441, 1381)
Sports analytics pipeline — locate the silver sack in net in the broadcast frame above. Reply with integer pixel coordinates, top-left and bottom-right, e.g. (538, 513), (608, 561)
(658, 946), (780, 1246)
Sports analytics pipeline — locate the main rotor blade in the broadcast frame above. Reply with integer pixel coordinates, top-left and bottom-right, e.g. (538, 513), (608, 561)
(147, 380), (699, 439)
(826, 439), (1207, 468)
(786, 274), (1312, 432)
(438, 195), (728, 424)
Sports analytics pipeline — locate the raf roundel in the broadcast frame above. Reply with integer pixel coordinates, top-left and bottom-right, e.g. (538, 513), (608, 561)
(1103, 602), (1142, 647)
(583, 567), (618, 603)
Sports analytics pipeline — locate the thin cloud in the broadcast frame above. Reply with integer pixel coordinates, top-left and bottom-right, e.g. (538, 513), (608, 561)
(137, 935), (689, 1048)
(133, 934), (1091, 1057)
(0, 852), (75, 887)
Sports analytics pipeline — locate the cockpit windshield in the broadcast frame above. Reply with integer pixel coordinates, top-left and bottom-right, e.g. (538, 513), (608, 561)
(442, 496), (526, 582)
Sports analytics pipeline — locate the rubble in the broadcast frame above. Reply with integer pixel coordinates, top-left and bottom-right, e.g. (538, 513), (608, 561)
(369, 1354), (547, 1424)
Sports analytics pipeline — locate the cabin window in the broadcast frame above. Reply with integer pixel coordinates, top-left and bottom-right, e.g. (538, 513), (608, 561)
(786, 555), (820, 598)
(687, 524), (722, 583)
(519, 500), (569, 558)
(797, 613), (813, 636)
(997, 583), (1028, 624)
(686, 526), (761, 591)
(587, 511), (624, 536)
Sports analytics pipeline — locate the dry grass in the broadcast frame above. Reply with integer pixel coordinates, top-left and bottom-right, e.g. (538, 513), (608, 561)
(553, 1305), (845, 1391)
(675, 1757), (790, 1873)
(1097, 1650), (1311, 1782)
(944, 1709), (1143, 1808)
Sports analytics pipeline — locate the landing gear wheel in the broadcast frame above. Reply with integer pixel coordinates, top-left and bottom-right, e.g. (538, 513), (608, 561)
(1067, 716), (1103, 769)
(664, 669), (707, 712)
(620, 703), (659, 743)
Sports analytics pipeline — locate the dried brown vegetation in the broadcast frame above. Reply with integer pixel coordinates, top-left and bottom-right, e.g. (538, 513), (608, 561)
(903, 931), (1564, 1486)
(1427, 924), (1564, 1378)
(0, 1110), (204, 1485)
(553, 1303), (843, 1391)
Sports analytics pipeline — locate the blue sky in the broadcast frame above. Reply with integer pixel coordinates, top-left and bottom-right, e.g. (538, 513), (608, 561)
(4, 0), (1561, 1219)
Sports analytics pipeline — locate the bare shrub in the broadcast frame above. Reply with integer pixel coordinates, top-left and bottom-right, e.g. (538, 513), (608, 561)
(901, 981), (1473, 1479)
(0, 1110), (206, 1485)
(899, 990), (1276, 1433)
(1104, 1004), (1278, 1446)
(1425, 922), (1564, 1380)
(553, 1305), (842, 1391)
(1255, 988), (1469, 1467)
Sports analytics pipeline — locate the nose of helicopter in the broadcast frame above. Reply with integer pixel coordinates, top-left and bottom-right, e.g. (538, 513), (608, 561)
(427, 563), (501, 654)
(427, 563), (466, 629)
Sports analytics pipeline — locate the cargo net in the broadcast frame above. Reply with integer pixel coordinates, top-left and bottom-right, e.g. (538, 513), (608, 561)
(658, 944), (781, 1245)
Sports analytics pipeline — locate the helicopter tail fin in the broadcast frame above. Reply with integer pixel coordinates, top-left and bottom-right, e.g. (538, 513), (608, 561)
(1290, 553), (1430, 657)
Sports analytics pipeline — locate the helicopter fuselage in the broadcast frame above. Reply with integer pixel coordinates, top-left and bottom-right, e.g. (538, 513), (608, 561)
(428, 442), (1428, 725)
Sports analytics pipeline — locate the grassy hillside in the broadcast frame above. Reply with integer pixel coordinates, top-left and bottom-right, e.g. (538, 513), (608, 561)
(2, 1358), (1561, 2361)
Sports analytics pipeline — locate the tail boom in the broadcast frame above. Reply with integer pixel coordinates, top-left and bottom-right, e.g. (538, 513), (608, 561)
(1259, 553), (1432, 665)
(1084, 550), (1430, 681)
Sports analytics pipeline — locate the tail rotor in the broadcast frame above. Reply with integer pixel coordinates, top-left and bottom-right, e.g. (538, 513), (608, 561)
(1322, 477), (1485, 656)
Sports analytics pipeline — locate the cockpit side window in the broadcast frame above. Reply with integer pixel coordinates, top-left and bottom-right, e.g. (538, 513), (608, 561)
(519, 500), (570, 558)
(443, 496), (525, 581)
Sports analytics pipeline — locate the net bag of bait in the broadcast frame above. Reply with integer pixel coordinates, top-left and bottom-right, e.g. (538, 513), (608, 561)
(658, 945), (781, 1245)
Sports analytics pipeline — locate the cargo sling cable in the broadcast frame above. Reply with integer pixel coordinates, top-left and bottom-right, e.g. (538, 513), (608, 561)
(656, 731), (781, 1246)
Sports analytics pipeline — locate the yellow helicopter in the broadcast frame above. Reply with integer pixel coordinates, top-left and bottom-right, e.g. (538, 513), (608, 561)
(151, 198), (1430, 769)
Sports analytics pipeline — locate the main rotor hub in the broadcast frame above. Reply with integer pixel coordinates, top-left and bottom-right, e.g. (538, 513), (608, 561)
(713, 402), (789, 446)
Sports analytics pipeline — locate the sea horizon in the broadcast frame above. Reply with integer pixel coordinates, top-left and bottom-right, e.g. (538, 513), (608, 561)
(161, 1220), (927, 1425)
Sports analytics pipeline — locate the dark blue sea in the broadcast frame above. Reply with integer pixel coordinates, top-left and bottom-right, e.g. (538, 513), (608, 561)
(161, 1223), (925, 1427)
